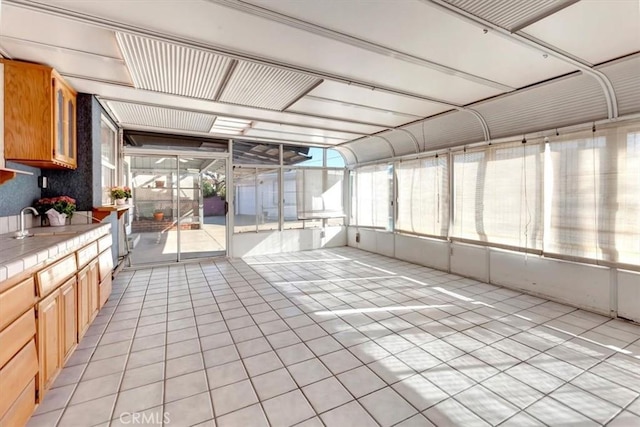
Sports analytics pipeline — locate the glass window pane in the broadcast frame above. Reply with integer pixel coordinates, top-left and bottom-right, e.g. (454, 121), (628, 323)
(396, 156), (449, 237)
(290, 146), (323, 167)
(283, 168), (345, 229)
(452, 142), (543, 249)
(100, 116), (117, 205)
(233, 168), (279, 232)
(354, 164), (392, 229)
(327, 149), (345, 167)
(233, 141), (281, 165)
(257, 169), (280, 231)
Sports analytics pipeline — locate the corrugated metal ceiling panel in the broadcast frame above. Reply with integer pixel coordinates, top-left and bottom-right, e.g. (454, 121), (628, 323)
(219, 61), (320, 110)
(404, 111), (486, 150)
(334, 146), (357, 166)
(377, 129), (419, 157)
(443, 0), (561, 31)
(116, 32), (233, 100)
(343, 136), (394, 163)
(599, 55), (640, 116)
(108, 101), (216, 132)
(474, 73), (608, 139)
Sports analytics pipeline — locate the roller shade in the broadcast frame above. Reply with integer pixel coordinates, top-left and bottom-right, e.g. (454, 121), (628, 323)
(355, 164), (392, 229)
(452, 141), (544, 250)
(396, 156), (449, 237)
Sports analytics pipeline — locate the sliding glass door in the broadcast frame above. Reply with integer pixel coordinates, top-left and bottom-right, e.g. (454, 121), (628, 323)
(125, 151), (228, 265)
(179, 158), (227, 260)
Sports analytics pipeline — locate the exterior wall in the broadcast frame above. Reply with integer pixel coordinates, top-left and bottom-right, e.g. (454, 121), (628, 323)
(348, 226), (640, 323)
(231, 226), (346, 258)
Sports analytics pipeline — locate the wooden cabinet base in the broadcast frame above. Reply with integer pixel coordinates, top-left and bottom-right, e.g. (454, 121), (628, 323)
(0, 309), (36, 368)
(99, 276), (112, 309)
(0, 378), (36, 427)
(36, 292), (62, 398)
(0, 340), (38, 419)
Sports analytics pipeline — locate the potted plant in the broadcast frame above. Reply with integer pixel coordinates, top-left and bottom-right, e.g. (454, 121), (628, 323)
(110, 187), (126, 205)
(123, 186), (132, 203)
(35, 196), (76, 226)
(153, 209), (164, 221)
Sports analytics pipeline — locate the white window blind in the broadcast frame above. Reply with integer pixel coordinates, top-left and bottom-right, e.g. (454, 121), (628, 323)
(545, 126), (640, 264)
(453, 141), (544, 249)
(396, 156), (449, 237)
(355, 164), (391, 228)
(295, 169), (344, 219)
(617, 128), (640, 265)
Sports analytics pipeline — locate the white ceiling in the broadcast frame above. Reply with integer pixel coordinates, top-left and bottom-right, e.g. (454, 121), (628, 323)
(0, 0), (638, 162)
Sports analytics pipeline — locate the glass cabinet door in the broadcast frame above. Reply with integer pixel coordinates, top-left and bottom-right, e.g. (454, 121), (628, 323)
(55, 83), (65, 160)
(67, 92), (76, 164)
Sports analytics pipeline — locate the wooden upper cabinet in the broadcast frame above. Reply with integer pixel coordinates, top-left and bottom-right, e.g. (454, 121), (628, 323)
(2, 59), (77, 169)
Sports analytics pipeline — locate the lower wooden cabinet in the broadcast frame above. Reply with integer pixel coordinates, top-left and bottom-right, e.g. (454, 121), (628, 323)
(36, 276), (78, 399)
(77, 259), (98, 341)
(0, 378), (35, 427)
(0, 340), (37, 422)
(60, 278), (77, 363)
(98, 249), (113, 309)
(36, 291), (62, 395)
(1, 228), (113, 425)
(88, 259), (99, 321)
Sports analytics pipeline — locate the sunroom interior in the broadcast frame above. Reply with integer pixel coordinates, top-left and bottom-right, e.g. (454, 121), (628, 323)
(1, 0), (639, 426)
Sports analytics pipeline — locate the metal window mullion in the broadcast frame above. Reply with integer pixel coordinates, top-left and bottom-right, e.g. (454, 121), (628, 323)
(254, 168), (259, 233)
(448, 150), (454, 273)
(227, 139), (233, 256)
(279, 145), (284, 231)
(176, 156), (181, 262)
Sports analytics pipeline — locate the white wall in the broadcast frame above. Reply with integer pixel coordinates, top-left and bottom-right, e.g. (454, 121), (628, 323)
(618, 269), (640, 322)
(348, 226), (640, 322)
(231, 226), (346, 257)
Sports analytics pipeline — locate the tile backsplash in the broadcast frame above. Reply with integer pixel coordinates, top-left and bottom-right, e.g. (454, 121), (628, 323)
(0, 210), (94, 234)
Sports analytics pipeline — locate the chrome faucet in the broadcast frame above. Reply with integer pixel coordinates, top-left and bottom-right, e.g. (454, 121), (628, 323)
(15, 207), (39, 239)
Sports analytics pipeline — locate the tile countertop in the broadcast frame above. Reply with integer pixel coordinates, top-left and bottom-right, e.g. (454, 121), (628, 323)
(0, 223), (111, 284)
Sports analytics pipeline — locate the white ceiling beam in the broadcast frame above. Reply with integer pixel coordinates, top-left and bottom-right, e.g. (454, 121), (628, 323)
(424, 0), (619, 119)
(0, 35), (124, 63)
(205, 0), (514, 93)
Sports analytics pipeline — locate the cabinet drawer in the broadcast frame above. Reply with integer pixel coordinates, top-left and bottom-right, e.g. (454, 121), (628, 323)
(98, 250), (113, 283)
(0, 339), (37, 419)
(0, 378), (35, 427)
(76, 242), (98, 270)
(0, 277), (35, 331)
(98, 235), (112, 253)
(0, 309), (36, 369)
(36, 254), (77, 297)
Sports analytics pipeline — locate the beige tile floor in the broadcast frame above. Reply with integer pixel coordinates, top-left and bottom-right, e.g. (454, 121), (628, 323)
(130, 223), (226, 265)
(27, 248), (640, 427)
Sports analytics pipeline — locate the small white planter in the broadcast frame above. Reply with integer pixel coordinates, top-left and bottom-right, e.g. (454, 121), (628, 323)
(46, 209), (67, 226)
